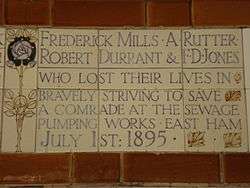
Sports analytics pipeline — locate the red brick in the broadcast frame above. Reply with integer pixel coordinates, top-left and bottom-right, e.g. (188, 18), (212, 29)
(6, 0), (50, 25)
(147, 0), (191, 26)
(123, 153), (220, 183)
(0, 0), (3, 24)
(224, 153), (250, 183)
(0, 154), (70, 184)
(193, 0), (250, 26)
(74, 153), (120, 183)
(53, 0), (145, 26)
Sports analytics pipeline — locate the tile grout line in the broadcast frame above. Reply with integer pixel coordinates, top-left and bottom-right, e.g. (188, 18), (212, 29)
(181, 29), (186, 152)
(34, 28), (39, 153)
(97, 29), (100, 152)
(241, 28), (250, 152)
(145, 0), (148, 27)
(69, 152), (75, 183)
(219, 152), (225, 183)
(49, 0), (55, 26)
(190, 0), (194, 26)
(120, 152), (124, 183)
(0, 28), (6, 152)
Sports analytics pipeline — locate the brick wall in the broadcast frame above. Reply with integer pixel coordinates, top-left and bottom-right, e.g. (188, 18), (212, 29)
(0, 0), (250, 186)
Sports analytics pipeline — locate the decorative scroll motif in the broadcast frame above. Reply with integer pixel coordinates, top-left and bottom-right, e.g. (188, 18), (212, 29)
(234, 72), (242, 84)
(224, 132), (242, 148)
(187, 131), (205, 147)
(225, 90), (241, 102)
(3, 29), (37, 152)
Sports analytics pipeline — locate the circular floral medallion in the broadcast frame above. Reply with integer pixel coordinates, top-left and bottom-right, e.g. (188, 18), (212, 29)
(7, 36), (36, 67)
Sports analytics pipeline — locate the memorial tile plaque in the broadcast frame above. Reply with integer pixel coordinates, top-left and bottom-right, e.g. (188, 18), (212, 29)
(0, 27), (249, 153)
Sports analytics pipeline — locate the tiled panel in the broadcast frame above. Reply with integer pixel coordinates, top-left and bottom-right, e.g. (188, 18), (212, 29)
(4, 28), (38, 89)
(36, 89), (98, 152)
(1, 89), (37, 152)
(39, 29), (98, 68)
(182, 29), (243, 68)
(99, 89), (184, 151)
(2, 28), (38, 152)
(0, 27), (4, 151)
(0, 28), (4, 66)
(0, 27), (248, 153)
(98, 29), (181, 68)
(243, 29), (250, 89)
(38, 68), (98, 89)
(183, 68), (244, 90)
(184, 89), (247, 152)
(99, 68), (182, 90)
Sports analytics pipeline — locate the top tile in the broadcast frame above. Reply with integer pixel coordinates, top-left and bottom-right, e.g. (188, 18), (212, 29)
(182, 29), (243, 68)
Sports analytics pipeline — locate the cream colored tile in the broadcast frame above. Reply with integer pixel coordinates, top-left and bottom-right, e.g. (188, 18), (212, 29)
(36, 89), (98, 152)
(5, 66), (37, 89)
(1, 89), (37, 152)
(39, 29), (98, 68)
(184, 89), (247, 152)
(99, 68), (182, 90)
(184, 89), (215, 152)
(183, 68), (244, 90)
(246, 89), (250, 152)
(98, 29), (181, 68)
(182, 29), (243, 68)
(0, 68), (4, 89)
(99, 89), (184, 151)
(214, 89), (248, 152)
(0, 27), (5, 67)
(38, 68), (98, 89)
(5, 28), (38, 89)
(243, 29), (250, 89)
(0, 90), (3, 151)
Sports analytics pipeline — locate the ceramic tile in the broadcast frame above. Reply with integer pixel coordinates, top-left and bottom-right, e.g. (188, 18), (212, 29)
(183, 68), (244, 90)
(243, 28), (250, 89)
(182, 29), (243, 68)
(99, 68), (182, 90)
(246, 89), (250, 152)
(0, 68), (4, 89)
(184, 89), (247, 152)
(4, 28), (38, 89)
(0, 28), (5, 67)
(99, 89), (184, 151)
(1, 89), (37, 152)
(38, 68), (98, 89)
(35, 89), (98, 152)
(99, 29), (181, 68)
(0, 89), (3, 151)
(39, 29), (98, 68)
